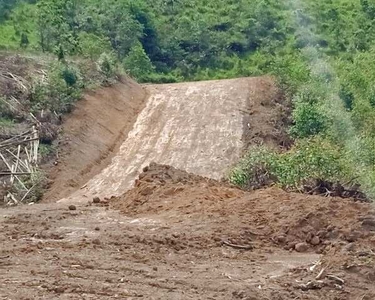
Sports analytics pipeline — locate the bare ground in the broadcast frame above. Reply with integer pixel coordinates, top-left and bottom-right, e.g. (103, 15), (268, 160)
(43, 77), (147, 202)
(1, 76), (374, 300)
(0, 164), (374, 299)
(58, 77), (287, 204)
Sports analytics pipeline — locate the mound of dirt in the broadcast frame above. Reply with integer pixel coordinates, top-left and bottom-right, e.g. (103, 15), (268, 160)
(1, 164), (374, 299)
(112, 164), (374, 251)
(109, 163), (375, 298)
(43, 77), (147, 202)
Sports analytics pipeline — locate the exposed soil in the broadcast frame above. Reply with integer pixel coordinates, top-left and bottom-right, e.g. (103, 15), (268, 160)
(241, 76), (291, 150)
(1, 164), (374, 299)
(1, 71), (374, 299)
(43, 77), (147, 202)
(60, 77), (287, 204)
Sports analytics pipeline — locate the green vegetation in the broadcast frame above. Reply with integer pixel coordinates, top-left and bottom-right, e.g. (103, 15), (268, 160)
(1, 0), (375, 198)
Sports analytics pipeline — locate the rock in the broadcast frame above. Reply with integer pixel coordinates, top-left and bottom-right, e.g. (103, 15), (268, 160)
(276, 235), (287, 244)
(140, 186), (155, 196)
(317, 230), (328, 238)
(362, 219), (375, 230)
(295, 242), (309, 253)
(342, 243), (355, 252)
(92, 239), (101, 245)
(95, 227), (100, 231)
(68, 205), (76, 211)
(310, 236), (321, 246)
(93, 197), (101, 204)
(345, 230), (361, 242)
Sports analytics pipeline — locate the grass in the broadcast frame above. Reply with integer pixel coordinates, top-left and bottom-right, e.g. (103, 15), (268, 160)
(0, 3), (39, 50)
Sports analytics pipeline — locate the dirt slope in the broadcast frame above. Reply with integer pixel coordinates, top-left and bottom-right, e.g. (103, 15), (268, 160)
(0, 164), (374, 299)
(43, 77), (147, 202)
(59, 77), (286, 203)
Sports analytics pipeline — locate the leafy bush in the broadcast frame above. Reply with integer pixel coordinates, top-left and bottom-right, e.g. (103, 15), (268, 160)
(97, 52), (118, 82)
(230, 138), (350, 191)
(78, 32), (112, 61)
(30, 62), (82, 114)
(123, 42), (155, 82)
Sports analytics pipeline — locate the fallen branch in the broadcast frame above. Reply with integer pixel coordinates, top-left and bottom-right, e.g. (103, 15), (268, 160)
(326, 274), (345, 285)
(221, 240), (253, 250)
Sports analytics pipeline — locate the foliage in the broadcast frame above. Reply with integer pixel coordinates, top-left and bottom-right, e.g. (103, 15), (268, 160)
(78, 32), (112, 61)
(1, 0), (375, 198)
(230, 138), (350, 191)
(30, 61), (82, 114)
(123, 42), (155, 82)
(96, 52), (117, 82)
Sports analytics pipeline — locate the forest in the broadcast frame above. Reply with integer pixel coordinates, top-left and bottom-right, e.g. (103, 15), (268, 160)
(0, 0), (375, 198)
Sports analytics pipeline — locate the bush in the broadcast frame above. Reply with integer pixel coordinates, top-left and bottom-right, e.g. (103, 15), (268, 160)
(30, 62), (83, 114)
(229, 147), (276, 188)
(97, 52), (117, 81)
(79, 32), (112, 61)
(230, 138), (350, 191)
(123, 42), (155, 82)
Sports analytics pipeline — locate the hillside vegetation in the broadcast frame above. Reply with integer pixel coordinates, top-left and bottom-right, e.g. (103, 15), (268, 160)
(1, 0), (375, 199)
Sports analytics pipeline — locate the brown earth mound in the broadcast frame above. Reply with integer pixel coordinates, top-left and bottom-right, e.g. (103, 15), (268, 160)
(1, 164), (374, 299)
(109, 163), (375, 299)
(43, 77), (147, 202)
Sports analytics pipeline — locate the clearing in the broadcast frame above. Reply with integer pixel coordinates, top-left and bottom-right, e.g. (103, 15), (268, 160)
(0, 77), (373, 300)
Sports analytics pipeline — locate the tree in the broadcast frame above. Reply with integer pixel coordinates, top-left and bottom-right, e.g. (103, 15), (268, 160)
(20, 32), (29, 48)
(78, 32), (112, 61)
(123, 42), (155, 82)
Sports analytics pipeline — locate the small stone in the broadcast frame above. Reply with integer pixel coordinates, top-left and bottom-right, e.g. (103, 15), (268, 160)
(310, 236), (320, 246)
(343, 243), (355, 252)
(95, 227), (100, 231)
(276, 235), (287, 244)
(68, 205), (76, 211)
(140, 186), (155, 196)
(92, 239), (101, 245)
(153, 266), (158, 271)
(362, 219), (375, 230)
(93, 197), (101, 204)
(295, 242), (309, 253)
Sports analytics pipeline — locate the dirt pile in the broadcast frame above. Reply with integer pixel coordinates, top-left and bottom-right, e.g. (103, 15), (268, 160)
(0, 164), (374, 299)
(109, 163), (375, 298)
(112, 163), (374, 252)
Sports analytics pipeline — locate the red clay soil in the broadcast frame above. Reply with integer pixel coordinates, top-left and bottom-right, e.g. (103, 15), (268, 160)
(0, 164), (374, 299)
(43, 77), (147, 202)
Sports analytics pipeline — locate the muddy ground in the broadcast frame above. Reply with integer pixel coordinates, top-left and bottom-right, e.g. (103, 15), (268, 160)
(1, 164), (374, 299)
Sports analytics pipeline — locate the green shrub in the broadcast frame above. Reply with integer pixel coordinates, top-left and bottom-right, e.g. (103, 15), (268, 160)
(97, 52), (117, 81)
(230, 138), (350, 191)
(30, 62), (82, 114)
(123, 42), (155, 82)
(229, 147), (276, 188)
(290, 101), (328, 138)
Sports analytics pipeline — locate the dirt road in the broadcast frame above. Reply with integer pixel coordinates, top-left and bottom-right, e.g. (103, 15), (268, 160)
(59, 77), (283, 203)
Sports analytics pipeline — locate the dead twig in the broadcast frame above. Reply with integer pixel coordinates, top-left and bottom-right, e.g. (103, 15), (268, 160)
(221, 240), (253, 250)
(326, 274), (345, 285)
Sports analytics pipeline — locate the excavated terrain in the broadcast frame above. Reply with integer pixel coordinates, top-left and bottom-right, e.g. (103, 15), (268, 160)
(0, 164), (374, 299)
(0, 76), (374, 299)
